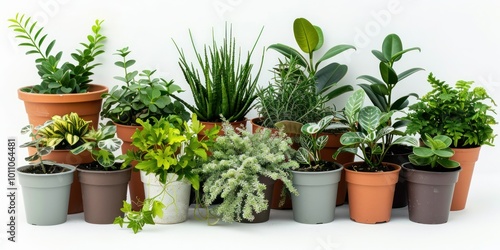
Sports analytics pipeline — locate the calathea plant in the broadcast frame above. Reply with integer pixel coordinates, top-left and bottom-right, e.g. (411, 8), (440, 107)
(199, 121), (299, 223)
(402, 73), (497, 148)
(20, 121), (62, 174)
(276, 115), (337, 171)
(101, 47), (189, 125)
(408, 134), (460, 170)
(357, 33), (423, 146)
(333, 89), (418, 171)
(114, 114), (220, 233)
(268, 17), (355, 107)
(8, 13), (106, 94)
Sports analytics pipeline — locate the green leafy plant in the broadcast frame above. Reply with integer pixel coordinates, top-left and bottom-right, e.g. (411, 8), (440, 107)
(199, 122), (299, 223)
(408, 134), (460, 169)
(402, 73), (497, 147)
(255, 57), (332, 128)
(171, 24), (264, 122)
(276, 115), (336, 171)
(357, 33), (423, 145)
(333, 89), (418, 171)
(70, 124), (123, 169)
(268, 17), (355, 104)
(114, 114), (220, 233)
(100, 47), (189, 126)
(19, 121), (58, 174)
(8, 13), (106, 94)
(35, 112), (91, 148)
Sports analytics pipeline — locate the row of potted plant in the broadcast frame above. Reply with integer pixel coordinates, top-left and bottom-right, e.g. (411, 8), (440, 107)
(11, 13), (497, 232)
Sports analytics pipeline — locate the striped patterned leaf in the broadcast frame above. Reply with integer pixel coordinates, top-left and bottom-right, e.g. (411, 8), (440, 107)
(359, 106), (381, 133)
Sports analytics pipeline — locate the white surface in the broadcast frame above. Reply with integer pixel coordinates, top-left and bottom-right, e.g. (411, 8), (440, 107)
(1, 0), (500, 249)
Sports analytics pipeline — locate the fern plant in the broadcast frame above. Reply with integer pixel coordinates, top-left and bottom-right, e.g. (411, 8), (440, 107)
(402, 73), (497, 147)
(8, 13), (106, 94)
(199, 122), (299, 223)
(171, 24), (264, 122)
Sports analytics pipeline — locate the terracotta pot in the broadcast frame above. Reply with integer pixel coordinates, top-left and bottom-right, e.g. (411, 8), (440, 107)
(250, 117), (298, 209)
(319, 132), (354, 206)
(18, 84), (108, 129)
(27, 147), (93, 214)
(344, 162), (400, 224)
(402, 163), (461, 224)
(450, 147), (481, 211)
(199, 119), (248, 138)
(240, 175), (276, 223)
(115, 123), (144, 211)
(78, 166), (132, 224)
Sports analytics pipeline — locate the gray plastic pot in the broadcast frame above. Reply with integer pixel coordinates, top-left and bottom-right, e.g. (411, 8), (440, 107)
(402, 163), (461, 224)
(17, 163), (76, 225)
(290, 163), (343, 224)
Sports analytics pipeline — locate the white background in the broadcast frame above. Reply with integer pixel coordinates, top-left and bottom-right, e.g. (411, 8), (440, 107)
(1, 0), (500, 249)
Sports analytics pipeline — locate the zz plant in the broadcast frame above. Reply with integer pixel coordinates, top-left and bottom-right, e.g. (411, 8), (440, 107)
(171, 24), (264, 122)
(9, 13), (106, 94)
(101, 47), (189, 125)
(408, 134), (460, 170)
(268, 17), (355, 105)
(333, 89), (418, 171)
(402, 73), (497, 148)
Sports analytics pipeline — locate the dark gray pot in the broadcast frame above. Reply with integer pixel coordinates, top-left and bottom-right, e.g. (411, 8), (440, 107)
(290, 163), (343, 224)
(17, 163), (75, 225)
(240, 175), (275, 223)
(402, 163), (461, 224)
(382, 144), (412, 208)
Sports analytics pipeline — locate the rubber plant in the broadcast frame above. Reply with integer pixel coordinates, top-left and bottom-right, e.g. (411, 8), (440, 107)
(333, 89), (418, 171)
(357, 33), (423, 146)
(8, 13), (106, 94)
(268, 17), (355, 107)
(171, 24), (264, 122)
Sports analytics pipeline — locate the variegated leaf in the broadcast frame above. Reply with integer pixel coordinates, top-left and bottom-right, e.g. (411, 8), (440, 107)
(393, 136), (418, 147)
(359, 106), (381, 133)
(297, 147), (311, 165)
(344, 89), (365, 125)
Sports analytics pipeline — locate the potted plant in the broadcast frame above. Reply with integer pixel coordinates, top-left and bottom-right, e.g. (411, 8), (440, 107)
(18, 121), (76, 225)
(69, 121), (131, 224)
(276, 116), (343, 224)
(198, 121), (299, 224)
(113, 114), (220, 233)
(27, 112), (96, 214)
(402, 134), (461, 224)
(333, 89), (418, 224)
(262, 17), (356, 206)
(170, 24), (264, 132)
(100, 47), (190, 210)
(357, 33), (424, 208)
(401, 72), (497, 211)
(8, 13), (108, 129)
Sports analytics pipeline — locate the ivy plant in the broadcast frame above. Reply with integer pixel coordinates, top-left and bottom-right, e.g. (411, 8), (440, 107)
(114, 114), (220, 233)
(100, 47), (189, 126)
(402, 73), (497, 147)
(8, 13), (106, 94)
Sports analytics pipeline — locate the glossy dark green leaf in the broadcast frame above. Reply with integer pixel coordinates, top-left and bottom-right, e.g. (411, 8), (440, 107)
(315, 63), (347, 93)
(379, 62), (398, 85)
(267, 43), (308, 68)
(358, 83), (387, 111)
(316, 45), (356, 68)
(382, 34), (403, 62)
(398, 67), (424, 82)
(371, 49), (388, 63)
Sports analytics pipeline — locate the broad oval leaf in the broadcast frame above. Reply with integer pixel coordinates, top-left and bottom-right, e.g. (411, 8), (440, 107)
(267, 43), (308, 68)
(371, 83), (389, 96)
(340, 132), (365, 146)
(293, 18), (319, 54)
(316, 44), (356, 67)
(315, 63), (348, 93)
(398, 67), (424, 82)
(379, 62), (398, 86)
(371, 49), (388, 63)
(437, 158), (460, 168)
(359, 106), (381, 132)
(434, 148), (454, 158)
(382, 34), (403, 62)
(313, 26), (324, 51)
(391, 47), (421, 62)
(409, 154), (432, 166)
(393, 136), (418, 147)
(413, 147), (433, 157)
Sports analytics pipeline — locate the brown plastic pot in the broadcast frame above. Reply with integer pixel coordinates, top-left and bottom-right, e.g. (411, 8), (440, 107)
(402, 163), (461, 224)
(78, 166), (132, 224)
(344, 162), (400, 224)
(240, 175), (276, 223)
